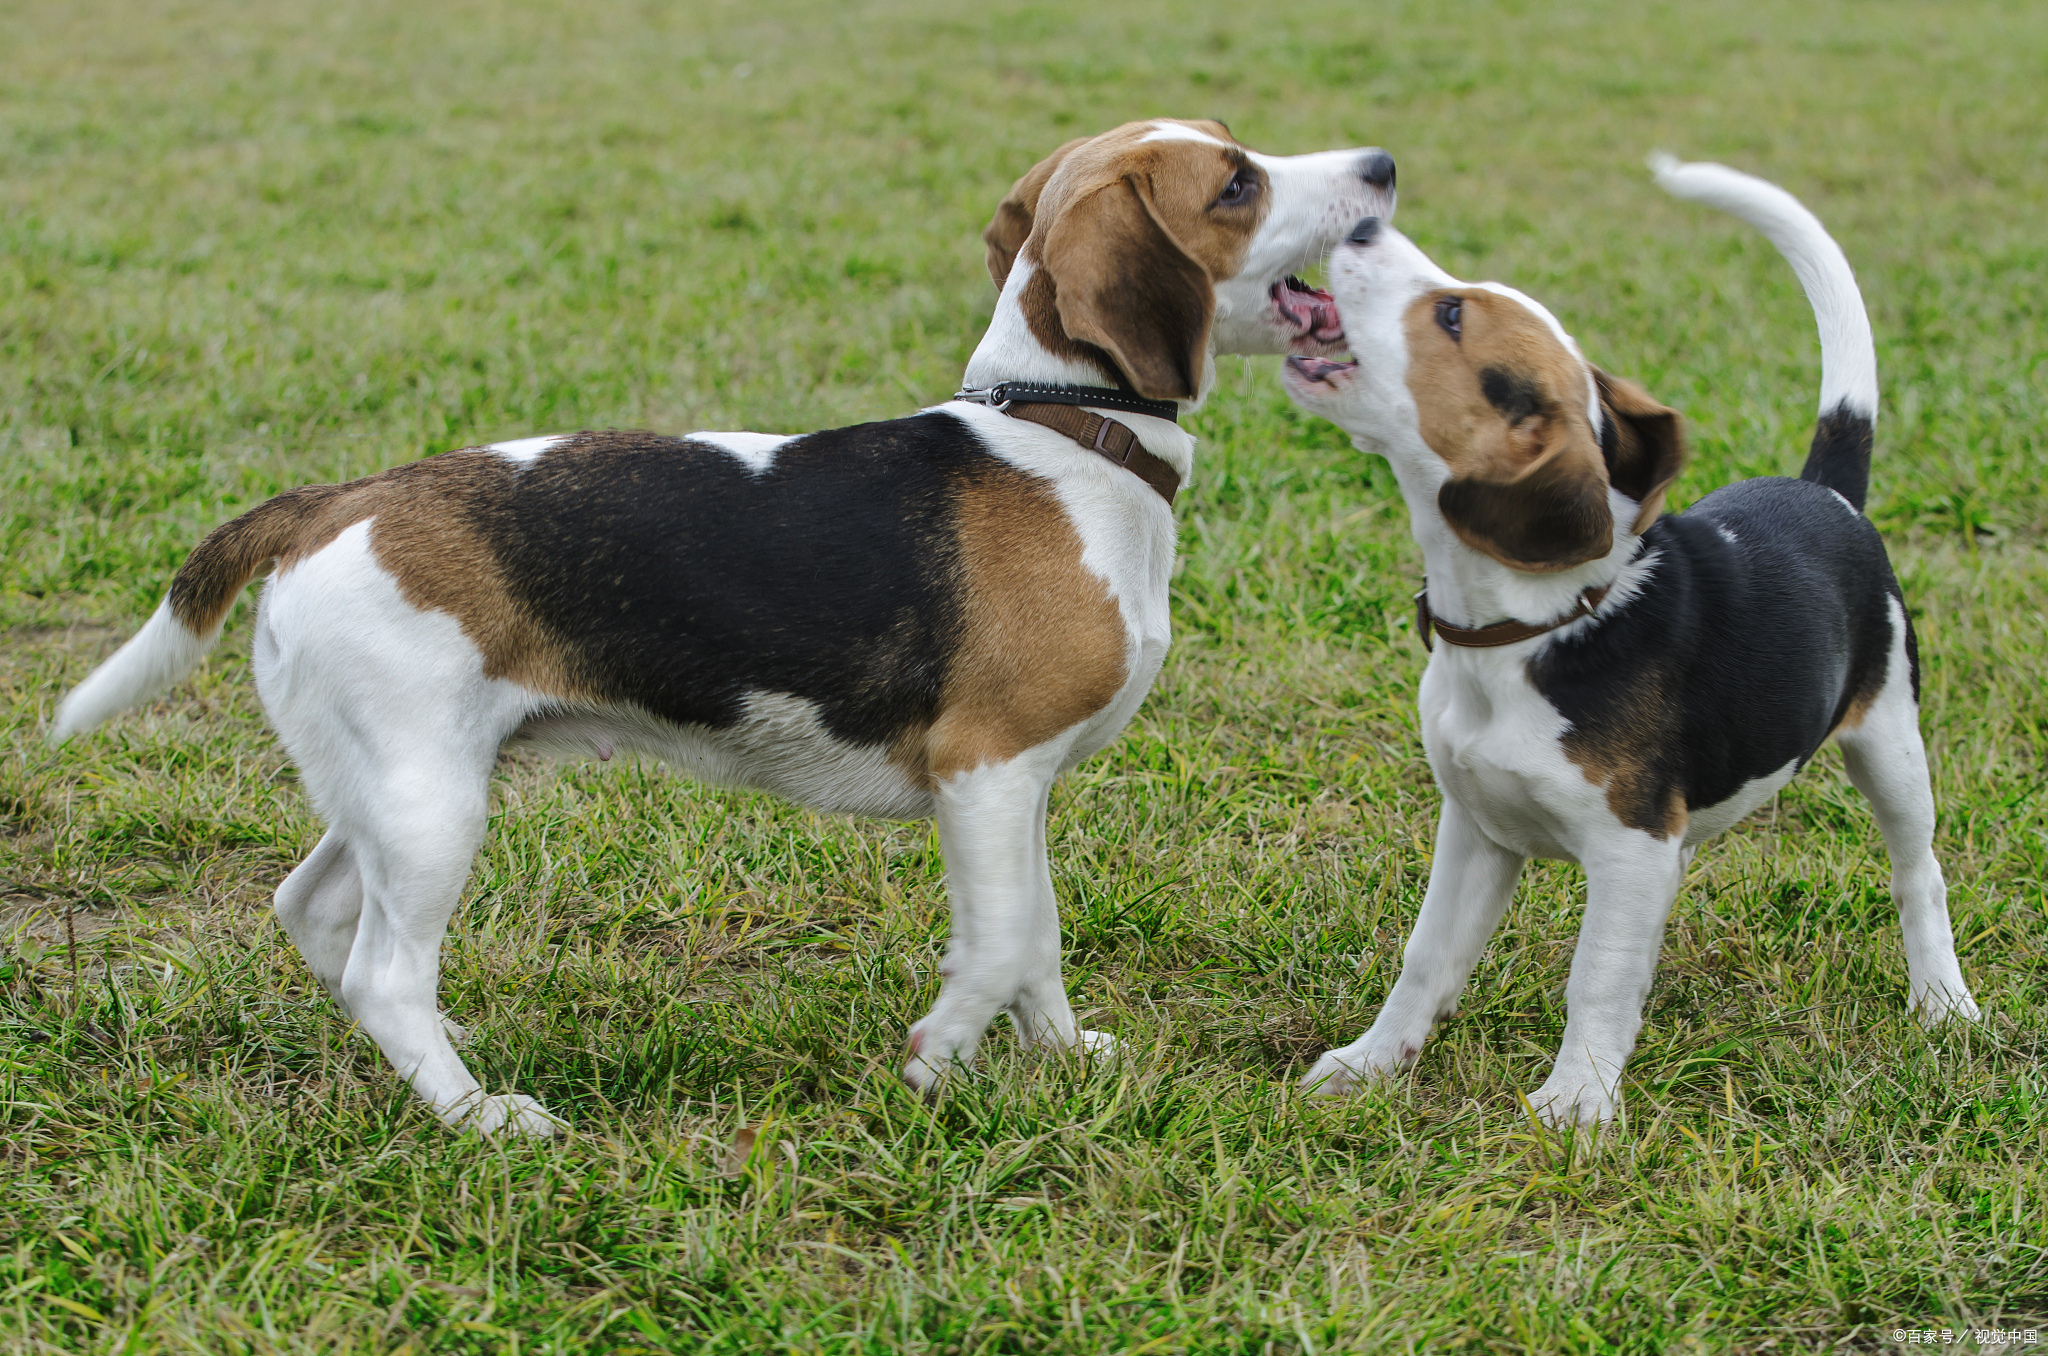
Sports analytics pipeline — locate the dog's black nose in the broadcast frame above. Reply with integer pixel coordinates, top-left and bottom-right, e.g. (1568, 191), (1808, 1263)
(1358, 150), (1396, 191)
(1348, 216), (1382, 245)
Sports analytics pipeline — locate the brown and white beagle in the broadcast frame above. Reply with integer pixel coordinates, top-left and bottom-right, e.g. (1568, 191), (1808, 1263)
(53, 120), (1394, 1135)
(1281, 158), (1979, 1127)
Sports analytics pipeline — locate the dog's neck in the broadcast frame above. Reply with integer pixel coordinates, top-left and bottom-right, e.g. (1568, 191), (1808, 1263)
(959, 259), (1199, 478)
(1375, 433), (1643, 633)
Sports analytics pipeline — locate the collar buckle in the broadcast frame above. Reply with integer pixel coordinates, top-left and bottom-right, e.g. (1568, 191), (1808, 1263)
(952, 384), (1014, 413)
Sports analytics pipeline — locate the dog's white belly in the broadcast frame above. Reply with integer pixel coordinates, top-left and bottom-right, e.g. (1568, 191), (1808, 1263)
(1420, 657), (1611, 862)
(513, 694), (934, 819)
(1681, 758), (1801, 846)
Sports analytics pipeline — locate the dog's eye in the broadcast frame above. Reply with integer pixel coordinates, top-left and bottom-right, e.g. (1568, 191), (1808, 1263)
(1214, 170), (1257, 208)
(1436, 297), (1463, 339)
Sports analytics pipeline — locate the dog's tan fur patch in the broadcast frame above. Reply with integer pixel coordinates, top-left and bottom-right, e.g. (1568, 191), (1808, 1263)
(1552, 661), (1689, 839)
(168, 453), (588, 697)
(915, 463), (1127, 782)
(1830, 691), (1875, 736)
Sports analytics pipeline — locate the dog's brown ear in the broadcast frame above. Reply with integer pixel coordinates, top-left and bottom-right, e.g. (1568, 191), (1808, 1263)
(1438, 417), (1615, 573)
(983, 136), (1090, 289)
(1593, 366), (1687, 533)
(1038, 178), (1212, 402)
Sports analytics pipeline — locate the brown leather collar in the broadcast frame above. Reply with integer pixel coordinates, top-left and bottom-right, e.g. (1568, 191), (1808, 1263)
(1003, 402), (1180, 504)
(953, 383), (1181, 505)
(1414, 579), (1610, 652)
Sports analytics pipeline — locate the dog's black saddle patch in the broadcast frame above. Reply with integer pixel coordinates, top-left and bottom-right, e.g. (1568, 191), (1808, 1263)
(480, 413), (992, 745)
(1528, 476), (1909, 834)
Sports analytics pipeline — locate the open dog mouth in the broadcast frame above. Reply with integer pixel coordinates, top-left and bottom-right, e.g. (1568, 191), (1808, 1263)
(1285, 354), (1359, 384)
(1272, 275), (1344, 348)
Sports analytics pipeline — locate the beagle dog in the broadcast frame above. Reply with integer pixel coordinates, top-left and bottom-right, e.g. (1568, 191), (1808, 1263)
(1281, 158), (1979, 1127)
(52, 120), (1395, 1135)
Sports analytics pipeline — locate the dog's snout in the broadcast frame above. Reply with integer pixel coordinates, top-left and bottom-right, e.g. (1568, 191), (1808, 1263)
(1357, 150), (1396, 191)
(1347, 216), (1382, 246)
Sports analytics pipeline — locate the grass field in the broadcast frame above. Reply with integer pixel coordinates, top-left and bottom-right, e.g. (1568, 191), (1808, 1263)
(3, 0), (2047, 1350)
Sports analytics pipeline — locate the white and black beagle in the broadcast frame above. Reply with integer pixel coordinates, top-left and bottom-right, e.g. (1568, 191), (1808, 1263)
(1281, 158), (1979, 1127)
(52, 120), (1394, 1135)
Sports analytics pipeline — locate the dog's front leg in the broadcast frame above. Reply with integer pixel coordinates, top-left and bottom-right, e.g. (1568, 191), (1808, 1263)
(1303, 798), (1523, 1096)
(1527, 833), (1685, 1129)
(904, 748), (1099, 1091)
(1002, 779), (1114, 1058)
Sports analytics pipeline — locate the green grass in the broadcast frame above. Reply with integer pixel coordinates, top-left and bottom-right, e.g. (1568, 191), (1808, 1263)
(3, 0), (2047, 1350)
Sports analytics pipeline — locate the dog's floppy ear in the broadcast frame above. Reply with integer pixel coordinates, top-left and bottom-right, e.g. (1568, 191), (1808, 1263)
(983, 136), (1090, 289)
(1592, 366), (1688, 533)
(1438, 416), (1615, 573)
(1037, 178), (1213, 402)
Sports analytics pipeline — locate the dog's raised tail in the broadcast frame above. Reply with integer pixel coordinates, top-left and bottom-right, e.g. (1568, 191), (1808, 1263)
(50, 483), (347, 743)
(1650, 153), (1877, 511)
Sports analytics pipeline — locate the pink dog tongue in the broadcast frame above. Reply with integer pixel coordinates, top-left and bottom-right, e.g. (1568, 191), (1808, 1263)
(1302, 292), (1343, 342)
(1274, 278), (1344, 343)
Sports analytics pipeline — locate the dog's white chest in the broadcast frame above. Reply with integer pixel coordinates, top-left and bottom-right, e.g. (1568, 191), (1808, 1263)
(1418, 654), (1607, 861)
(1058, 516), (1174, 769)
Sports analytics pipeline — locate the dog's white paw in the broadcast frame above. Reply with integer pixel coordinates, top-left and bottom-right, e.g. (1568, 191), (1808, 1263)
(902, 1021), (965, 1096)
(1911, 985), (1982, 1027)
(1300, 1051), (1367, 1097)
(1526, 1076), (1615, 1130)
(1299, 1046), (1391, 1097)
(1299, 1033), (1417, 1097)
(901, 1054), (946, 1095)
(1070, 1029), (1117, 1057)
(453, 1093), (563, 1137)
(441, 1015), (470, 1047)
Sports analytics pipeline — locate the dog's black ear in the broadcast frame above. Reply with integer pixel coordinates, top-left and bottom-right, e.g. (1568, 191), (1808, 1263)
(983, 136), (1090, 289)
(1037, 177), (1213, 403)
(1592, 366), (1688, 533)
(1438, 414), (1615, 573)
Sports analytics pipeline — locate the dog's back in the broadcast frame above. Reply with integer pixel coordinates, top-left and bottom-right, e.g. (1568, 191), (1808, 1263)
(1528, 476), (1907, 840)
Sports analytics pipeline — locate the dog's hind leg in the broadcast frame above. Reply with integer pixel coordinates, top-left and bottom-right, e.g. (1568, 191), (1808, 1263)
(274, 831), (473, 1045)
(335, 761), (559, 1134)
(274, 830), (363, 1009)
(1302, 798), (1524, 1097)
(1836, 600), (1979, 1024)
(255, 526), (552, 1133)
(904, 742), (1100, 1090)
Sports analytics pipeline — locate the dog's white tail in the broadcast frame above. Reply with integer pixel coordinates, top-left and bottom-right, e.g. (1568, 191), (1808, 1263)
(1650, 153), (1877, 511)
(50, 481), (353, 744)
(49, 599), (221, 742)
